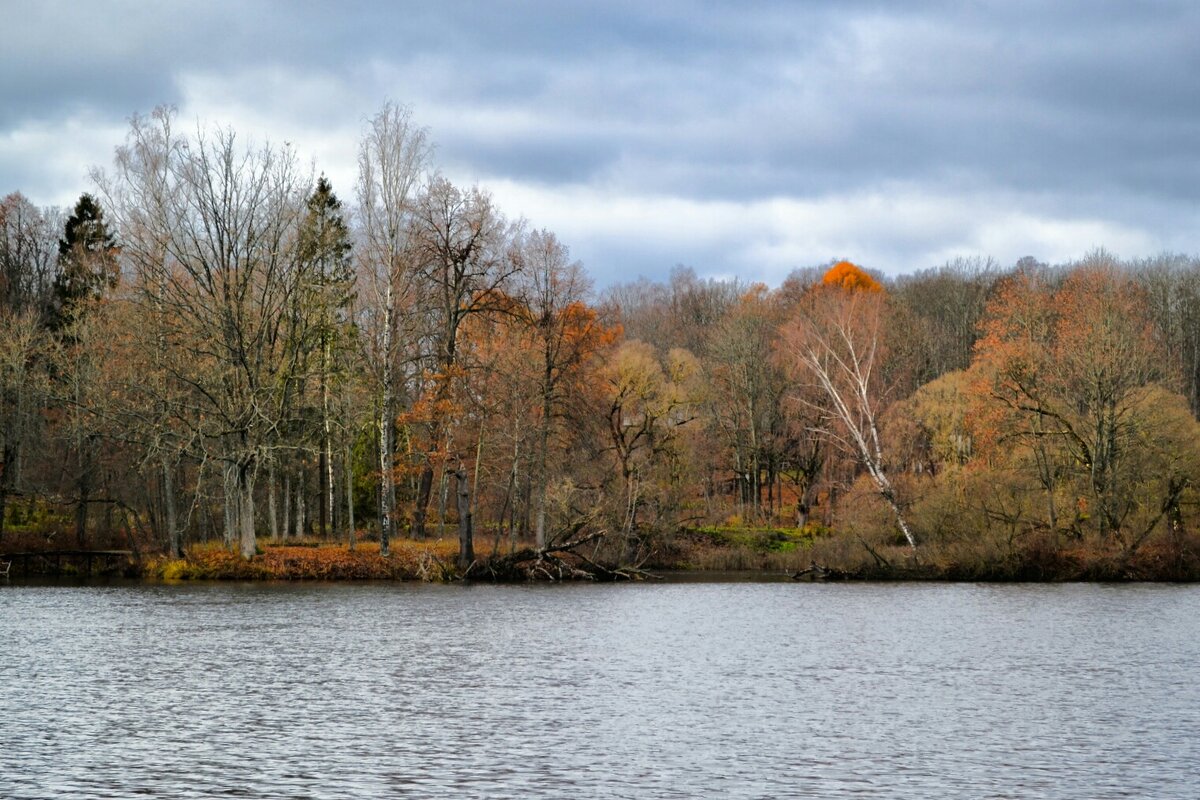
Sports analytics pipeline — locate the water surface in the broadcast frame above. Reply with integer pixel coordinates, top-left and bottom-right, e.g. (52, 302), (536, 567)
(2, 581), (1197, 798)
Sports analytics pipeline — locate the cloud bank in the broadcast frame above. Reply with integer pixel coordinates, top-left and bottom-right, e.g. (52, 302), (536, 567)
(3, 0), (1198, 283)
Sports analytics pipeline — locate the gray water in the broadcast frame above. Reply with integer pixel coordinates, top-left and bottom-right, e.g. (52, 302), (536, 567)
(1, 581), (1198, 798)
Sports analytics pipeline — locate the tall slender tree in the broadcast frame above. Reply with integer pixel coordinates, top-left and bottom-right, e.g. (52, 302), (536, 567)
(297, 176), (354, 541)
(48, 194), (119, 546)
(356, 102), (430, 556)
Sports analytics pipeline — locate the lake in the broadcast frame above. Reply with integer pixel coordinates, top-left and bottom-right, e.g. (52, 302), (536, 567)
(2, 580), (1197, 798)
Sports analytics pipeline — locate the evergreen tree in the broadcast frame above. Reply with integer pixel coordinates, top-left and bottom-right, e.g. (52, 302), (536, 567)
(300, 176), (353, 293)
(50, 193), (117, 332)
(297, 176), (355, 541)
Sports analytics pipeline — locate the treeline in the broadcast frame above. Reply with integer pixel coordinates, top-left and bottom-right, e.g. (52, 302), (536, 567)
(3, 103), (1200, 576)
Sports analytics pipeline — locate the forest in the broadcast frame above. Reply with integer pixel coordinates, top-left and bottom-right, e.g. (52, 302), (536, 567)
(4, 103), (1200, 581)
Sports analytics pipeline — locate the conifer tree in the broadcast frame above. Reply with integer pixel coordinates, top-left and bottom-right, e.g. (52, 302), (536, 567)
(298, 176), (354, 541)
(50, 193), (117, 333)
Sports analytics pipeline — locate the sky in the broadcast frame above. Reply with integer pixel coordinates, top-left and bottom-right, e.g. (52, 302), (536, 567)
(3, 0), (1199, 285)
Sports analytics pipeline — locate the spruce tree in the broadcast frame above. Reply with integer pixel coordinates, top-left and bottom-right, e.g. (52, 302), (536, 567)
(50, 193), (117, 332)
(297, 176), (355, 542)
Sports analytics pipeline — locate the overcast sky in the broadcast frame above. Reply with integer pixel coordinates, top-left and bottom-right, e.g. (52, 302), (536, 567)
(3, 0), (1198, 284)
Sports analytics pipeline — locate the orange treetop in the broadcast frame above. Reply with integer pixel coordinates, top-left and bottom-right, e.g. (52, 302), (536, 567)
(821, 260), (883, 292)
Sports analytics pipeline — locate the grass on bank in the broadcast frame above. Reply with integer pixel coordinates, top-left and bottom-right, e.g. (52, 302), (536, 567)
(145, 538), (461, 581)
(653, 524), (830, 572)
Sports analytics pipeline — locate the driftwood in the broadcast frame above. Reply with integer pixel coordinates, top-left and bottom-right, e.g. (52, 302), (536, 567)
(465, 532), (656, 582)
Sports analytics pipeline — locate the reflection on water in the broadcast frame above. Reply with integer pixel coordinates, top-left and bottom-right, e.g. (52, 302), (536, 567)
(2, 581), (1198, 798)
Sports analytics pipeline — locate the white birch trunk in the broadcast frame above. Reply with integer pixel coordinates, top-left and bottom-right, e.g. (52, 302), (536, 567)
(378, 283), (395, 555)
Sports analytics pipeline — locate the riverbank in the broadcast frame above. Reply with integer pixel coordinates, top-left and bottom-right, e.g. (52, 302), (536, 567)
(5, 527), (1199, 582)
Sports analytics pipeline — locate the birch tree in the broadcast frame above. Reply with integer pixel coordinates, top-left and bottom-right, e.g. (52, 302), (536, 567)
(780, 263), (917, 548)
(356, 102), (430, 556)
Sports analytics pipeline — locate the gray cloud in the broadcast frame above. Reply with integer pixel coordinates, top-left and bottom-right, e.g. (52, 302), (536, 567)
(2, 0), (1198, 281)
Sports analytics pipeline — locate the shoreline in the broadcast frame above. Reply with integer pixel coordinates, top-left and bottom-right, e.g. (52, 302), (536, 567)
(6, 527), (1200, 584)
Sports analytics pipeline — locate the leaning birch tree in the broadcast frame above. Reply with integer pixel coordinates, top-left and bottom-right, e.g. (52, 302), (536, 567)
(780, 263), (917, 548)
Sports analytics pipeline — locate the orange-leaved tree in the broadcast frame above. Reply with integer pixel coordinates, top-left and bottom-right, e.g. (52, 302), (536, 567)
(822, 260), (883, 293)
(513, 229), (618, 547)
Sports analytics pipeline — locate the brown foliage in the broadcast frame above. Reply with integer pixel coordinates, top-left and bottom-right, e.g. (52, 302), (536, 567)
(147, 539), (460, 581)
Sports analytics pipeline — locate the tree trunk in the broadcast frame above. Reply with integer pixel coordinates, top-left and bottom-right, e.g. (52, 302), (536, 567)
(520, 472), (532, 540)
(0, 444), (12, 541)
(867, 462), (916, 549)
(75, 431), (92, 548)
(455, 464), (474, 570)
(344, 442), (356, 549)
(437, 463), (449, 536)
(295, 475), (306, 539)
(281, 472), (291, 542)
(413, 463), (434, 540)
(378, 285), (396, 556)
(238, 466), (256, 560)
(267, 458), (278, 540)
(326, 444), (337, 538)
(323, 341), (336, 542)
(222, 461), (237, 550)
(534, 390), (551, 548)
(317, 449), (328, 539)
(506, 431), (520, 553)
(163, 457), (181, 558)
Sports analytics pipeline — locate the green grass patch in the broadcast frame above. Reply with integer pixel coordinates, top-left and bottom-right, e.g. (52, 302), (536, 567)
(686, 524), (827, 553)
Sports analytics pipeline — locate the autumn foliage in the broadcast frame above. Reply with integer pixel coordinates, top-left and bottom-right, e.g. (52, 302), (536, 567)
(821, 261), (883, 292)
(146, 539), (461, 581)
(8, 104), (1200, 582)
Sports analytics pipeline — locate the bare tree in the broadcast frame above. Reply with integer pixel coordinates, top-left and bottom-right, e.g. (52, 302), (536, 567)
(356, 101), (431, 556)
(0, 310), (46, 540)
(513, 229), (602, 547)
(780, 276), (917, 548)
(407, 177), (518, 542)
(0, 195), (59, 540)
(98, 107), (312, 559)
(0, 192), (60, 318)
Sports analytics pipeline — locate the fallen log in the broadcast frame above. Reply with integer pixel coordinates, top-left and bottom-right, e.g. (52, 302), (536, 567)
(465, 532), (654, 582)
(791, 561), (854, 581)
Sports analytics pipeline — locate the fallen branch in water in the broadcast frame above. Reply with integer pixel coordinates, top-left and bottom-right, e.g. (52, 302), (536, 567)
(791, 561), (854, 581)
(465, 531), (654, 582)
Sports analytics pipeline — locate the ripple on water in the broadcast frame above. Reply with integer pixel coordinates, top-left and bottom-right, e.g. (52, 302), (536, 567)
(1, 581), (1199, 798)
